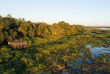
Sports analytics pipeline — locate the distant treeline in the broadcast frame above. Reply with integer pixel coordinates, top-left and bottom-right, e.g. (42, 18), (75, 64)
(0, 15), (85, 45)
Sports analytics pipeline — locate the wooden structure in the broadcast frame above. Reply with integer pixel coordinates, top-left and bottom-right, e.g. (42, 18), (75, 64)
(8, 40), (27, 49)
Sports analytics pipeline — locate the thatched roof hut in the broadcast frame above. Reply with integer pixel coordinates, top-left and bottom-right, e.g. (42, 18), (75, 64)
(8, 40), (27, 49)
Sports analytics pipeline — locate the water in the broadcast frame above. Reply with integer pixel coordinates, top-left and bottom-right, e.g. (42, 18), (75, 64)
(91, 33), (96, 35)
(86, 45), (110, 58)
(79, 53), (84, 56)
(101, 28), (110, 30)
(66, 45), (110, 73)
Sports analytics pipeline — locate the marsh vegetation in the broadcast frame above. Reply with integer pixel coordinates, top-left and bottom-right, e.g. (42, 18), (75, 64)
(0, 15), (110, 74)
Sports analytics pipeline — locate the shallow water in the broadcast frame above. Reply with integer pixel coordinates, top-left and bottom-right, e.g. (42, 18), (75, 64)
(91, 33), (96, 35)
(86, 45), (110, 58)
(67, 45), (110, 73)
(101, 28), (110, 30)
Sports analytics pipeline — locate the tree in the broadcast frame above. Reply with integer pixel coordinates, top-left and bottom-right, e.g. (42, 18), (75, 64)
(58, 21), (71, 35)
(49, 23), (64, 35)
(37, 23), (51, 37)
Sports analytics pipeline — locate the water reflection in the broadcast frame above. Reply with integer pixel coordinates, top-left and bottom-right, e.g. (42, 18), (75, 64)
(87, 45), (110, 58)
(101, 28), (110, 30)
(91, 33), (96, 35)
(67, 45), (110, 73)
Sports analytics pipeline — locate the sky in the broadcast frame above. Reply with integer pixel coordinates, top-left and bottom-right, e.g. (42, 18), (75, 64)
(0, 0), (110, 26)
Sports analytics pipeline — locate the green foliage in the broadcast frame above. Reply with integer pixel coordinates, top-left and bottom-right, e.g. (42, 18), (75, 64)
(58, 21), (71, 35)
(0, 15), (110, 73)
(49, 24), (64, 35)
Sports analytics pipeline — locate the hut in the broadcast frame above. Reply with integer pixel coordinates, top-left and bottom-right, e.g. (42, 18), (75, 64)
(8, 40), (27, 49)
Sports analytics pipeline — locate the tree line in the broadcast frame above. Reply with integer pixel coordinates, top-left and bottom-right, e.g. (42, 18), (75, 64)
(0, 15), (110, 73)
(0, 14), (85, 45)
